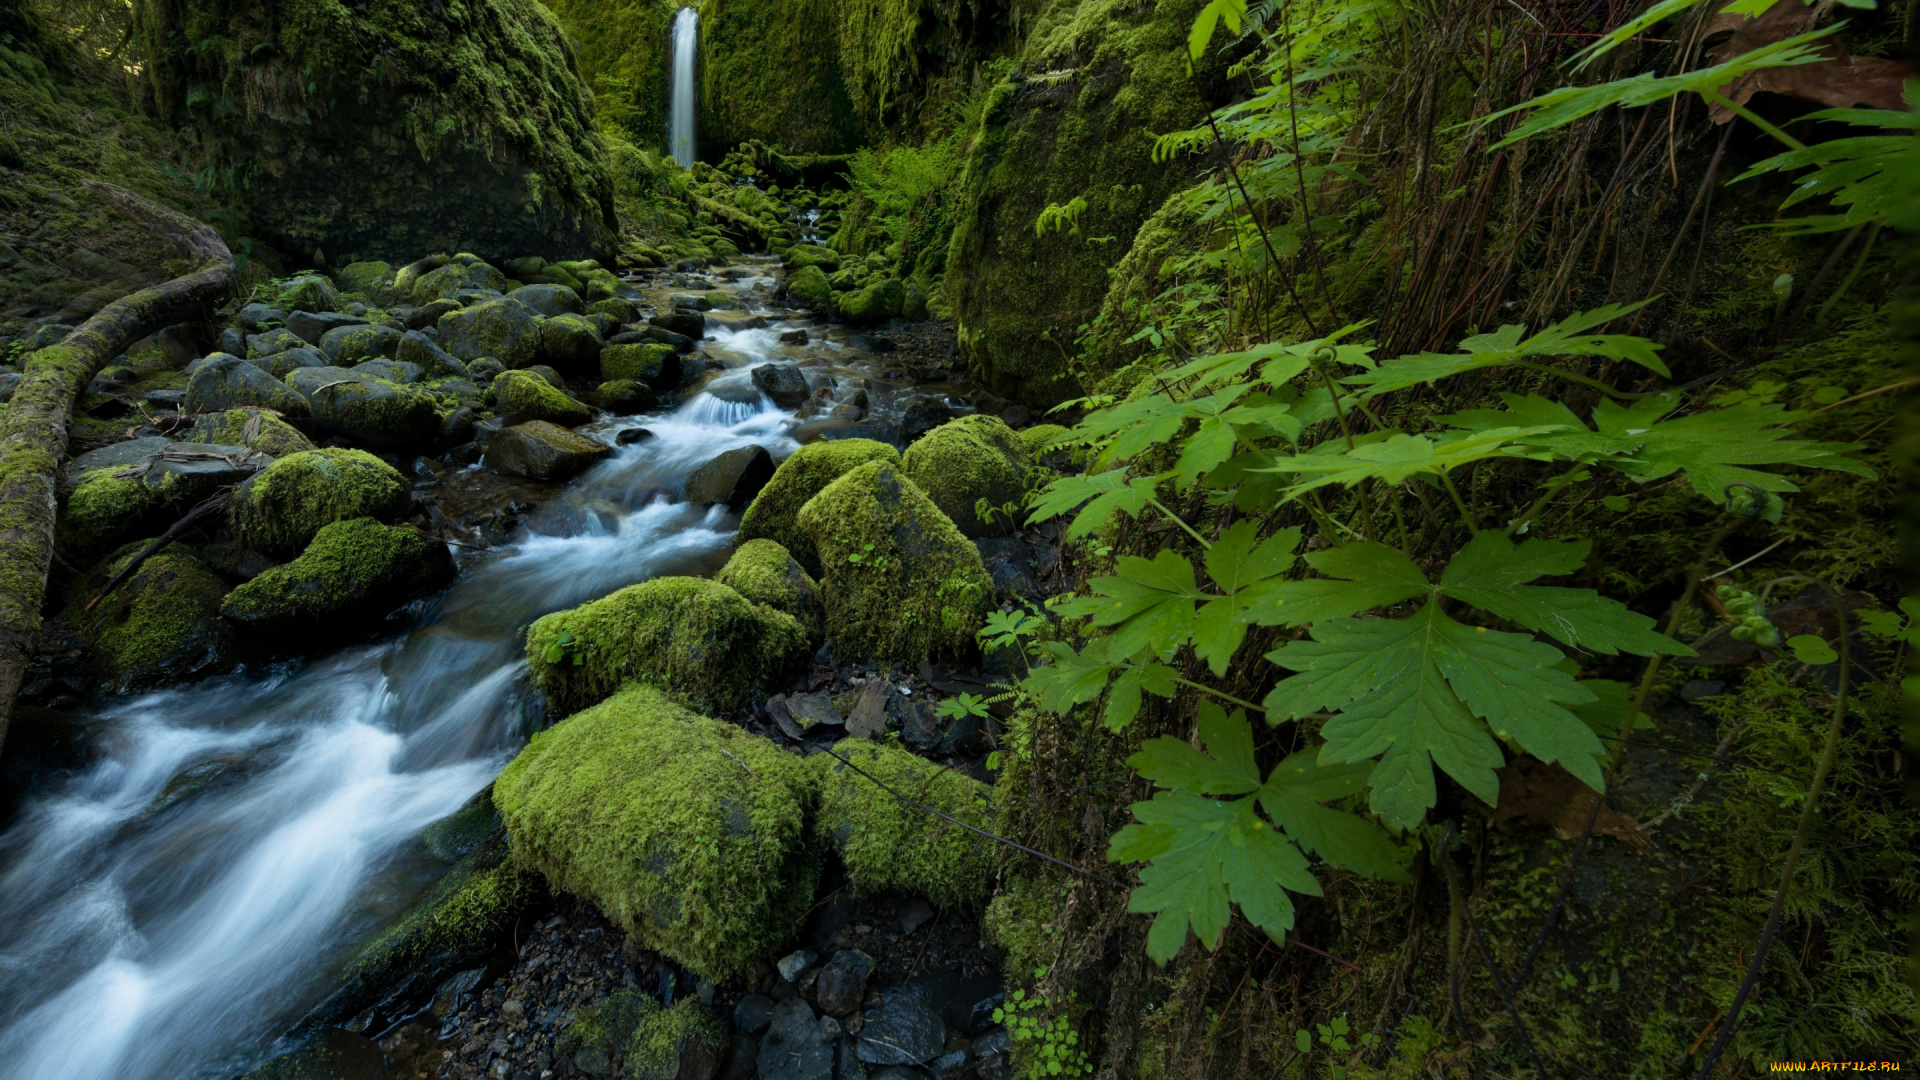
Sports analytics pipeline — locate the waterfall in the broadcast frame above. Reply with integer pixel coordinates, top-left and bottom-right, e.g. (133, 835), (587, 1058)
(668, 7), (698, 167)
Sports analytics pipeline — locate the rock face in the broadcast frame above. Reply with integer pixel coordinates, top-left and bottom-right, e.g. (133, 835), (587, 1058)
(484, 420), (612, 480)
(524, 576), (809, 717)
(716, 539), (824, 641)
(737, 439), (901, 577)
(494, 369), (593, 426)
(750, 362), (810, 407)
(901, 414), (1036, 537)
(493, 685), (818, 981)
(184, 355), (312, 418)
(229, 448), (410, 558)
(140, 0), (616, 263)
(815, 740), (994, 906)
(440, 297), (541, 367)
(795, 461), (993, 664)
(286, 366), (443, 449)
(63, 544), (236, 694)
(684, 445), (775, 510)
(221, 518), (456, 633)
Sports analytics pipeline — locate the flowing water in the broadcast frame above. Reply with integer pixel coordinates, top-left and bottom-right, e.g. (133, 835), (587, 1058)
(0, 267), (947, 1080)
(668, 7), (699, 168)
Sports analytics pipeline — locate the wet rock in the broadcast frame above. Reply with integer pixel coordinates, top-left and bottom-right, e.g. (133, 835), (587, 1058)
(511, 282), (585, 317)
(857, 986), (945, 1067)
(616, 427), (656, 445)
(440, 296), (540, 367)
(603, 342), (683, 388)
(403, 298), (462, 331)
(485, 420), (613, 480)
(246, 327), (307, 357)
(255, 344), (332, 379)
(901, 700), (942, 750)
(237, 302), (286, 332)
(536, 312), (608, 373)
(759, 998), (834, 1080)
(898, 396), (952, 442)
(319, 322), (404, 364)
(222, 518), (456, 632)
(143, 388), (185, 409)
(395, 329), (466, 376)
(846, 679), (913, 741)
(684, 444), (775, 510)
(815, 950), (874, 1017)
(735, 993), (777, 1034)
(779, 328), (810, 345)
(639, 325), (697, 352)
(752, 362), (811, 408)
(896, 899), (934, 936)
(599, 379), (659, 414)
(778, 949), (820, 983)
(286, 366), (441, 449)
(351, 358), (422, 384)
(220, 326), (246, 355)
(239, 1028), (386, 1079)
(972, 1029), (1011, 1080)
(286, 310), (368, 345)
(650, 311), (706, 339)
(0, 371), (20, 403)
(63, 544), (236, 693)
(184, 355), (311, 418)
(838, 1038), (869, 1080)
(931, 1050), (967, 1072)
(672, 293), (713, 311)
(493, 368), (593, 427)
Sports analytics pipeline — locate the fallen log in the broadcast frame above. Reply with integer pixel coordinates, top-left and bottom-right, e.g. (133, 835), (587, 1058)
(0, 181), (233, 752)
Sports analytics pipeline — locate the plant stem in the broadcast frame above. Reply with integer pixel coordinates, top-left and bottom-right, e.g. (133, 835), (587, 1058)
(1700, 89), (1807, 152)
(1168, 674), (1267, 714)
(1148, 497), (1213, 549)
(1440, 471), (1481, 532)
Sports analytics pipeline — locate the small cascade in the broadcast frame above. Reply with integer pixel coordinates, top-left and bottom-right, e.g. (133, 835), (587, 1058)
(668, 8), (698, 167)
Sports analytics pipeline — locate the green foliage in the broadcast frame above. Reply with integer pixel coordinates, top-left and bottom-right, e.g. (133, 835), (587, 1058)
(993, 974), (1092, 1079)
(1733, 100), (1920, 235)
(814, 738), (995, 906)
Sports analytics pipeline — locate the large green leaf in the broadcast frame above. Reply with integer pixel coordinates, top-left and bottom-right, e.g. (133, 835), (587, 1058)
(1439, 532), (1692, 657)
(1026, 469), (1168, 539)
(1255, 428), (1557, 502)
(1342, 303), (1667, 398)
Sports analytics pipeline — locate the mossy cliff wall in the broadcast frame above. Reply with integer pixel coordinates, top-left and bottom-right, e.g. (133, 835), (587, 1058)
(138, 0), (618, 265)
(697, 0), (860, 155)
(943, 0), (1210, 408)
(538, 0), (677, 146)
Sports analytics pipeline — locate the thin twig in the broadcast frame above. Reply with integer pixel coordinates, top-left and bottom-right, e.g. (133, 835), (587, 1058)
(1463, 908), (1551, 1080)
(85, 487), (236, 612)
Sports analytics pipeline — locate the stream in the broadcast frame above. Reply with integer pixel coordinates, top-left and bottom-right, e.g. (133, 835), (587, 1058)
(0, 262), (951, 1080)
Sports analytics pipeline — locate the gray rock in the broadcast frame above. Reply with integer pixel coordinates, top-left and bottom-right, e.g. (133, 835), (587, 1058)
(930, 1050), (966, 1072)
(353, 359), (423, 384)
(600, 380), (658, 414)
(758, 998), (833, 1080)
(0, 371), (21, 403)
(404, 298), (463, 331)
(902, 701), (942, 750)
(640, 325), (697, 353)
(396, 329), (466, 376)
(24, 323), (74, 350)
(253, 345), (330, 379)
(144, 388), (185, 409)
(785, 691), (843, 732)
(142, 442), (273, 502)
(440, 406), (475, 446)
(510, 282), (585, 317)
(219, 326), (246, 356)
(432, 378), (486, 407)
(616, 427), (655, 445)
(185, 355), (311, 418)
(896, 899), (935, 937)
(847, 680), (912, 741)
(236, 303), (286, 332)
(467, 357), (506, 382)
(734, 993), (776, 1034)
(683, 444), (774, 509)
(814, 951), (874, 1017)
(752, 362), (811, 408)
(672, 293), (713, 311)
(868, 1070), (921, 1080)
(899, 397), (952, 442)
(778, 949), (820, 983)
(483, 420), (613, 480)
(537, 312), (607, 373)
(245, 328), (306, 358)
(837, 1038), (868, 1080)
(440, 297), (540, 367)
(286, 366), (440, 449)
(319, 322), (404, 363)
(857, 987), (945, 1067)
(285, 310), (366, 345)
(821, 1015), (844, 1042)
(64, 435), (173, 481)
(650, 311), (706, 340)
(779, 329), (810, 346)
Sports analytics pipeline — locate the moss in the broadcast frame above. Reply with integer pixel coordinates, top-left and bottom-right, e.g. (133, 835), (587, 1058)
(815, 738), (994, 906)
(183, 407), (316, 458)
(525, 575), (810, 717)
(901, 413), (1035, 537)
(440, 297), (541, 367)
(716, 538), (824, 641)
(493, 685), (818, 981)
(229, 448), (409, 559)
(834, 276), (905, 325)
(785, 245), (841, 272)
(795, 460), (992, 664)
(220, 517), (455, 629)
(332, 260), (395, 301)
(597, 378), (657, 413)
(785, 263), (835, 309)
(62, 543), (236, 693)
(410, 260), (507, 305)
(321, 324), (404, 364)
(294, 370), (443, 449)
(276, 274), (341, 313)
(494, 368), (593, 426)
(698, 0), (860, 155)
(600, 342), (678, 384)
(59, 468), (167, 563)
(944, 0), (1211, 408)
(737, 438), (901, 576)
(626, 998), (727, 1080)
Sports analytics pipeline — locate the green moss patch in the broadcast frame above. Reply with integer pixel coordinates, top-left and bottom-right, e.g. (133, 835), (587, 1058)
(184, 408), (316, 458)
(59, 468), (168, 564)
(221, 518), (455, 631)
(229, 448), (409, 559)
(63, 543), (236, 693)
(738, 438), (901, 577)
(494, 369), (592, 426)
(901, 413), (1035, 537)
(525, 576), (810, 717)
(795, 460), (992, 664)
(816, 738), (995, 907)
(716, 538), (824, 641)
(627, 998), (727, 1080)
(494, 685), (818, 981)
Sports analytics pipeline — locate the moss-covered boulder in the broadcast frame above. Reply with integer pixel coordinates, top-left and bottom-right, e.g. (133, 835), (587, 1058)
(525, 576), (809, 717)
(737, 438), (900, 576)
(816, 739), (994, 906)
(534, 312), (606, 373)
(835, 277), (904, 326)
(140, 0), (616, 263)
(600, 342), (681, 388)
(784, 264), (834, 310)
(493, 369), (592, 426)
(795, 461), (992, 664)
(230, 448), (410, 558)
(286, 366), (444, 449)
(439, 297), (540, 368)
(184, 408), (316, 458)
(332, 260), (394, 302)
(318, 323), (404, 365)
(494, 685), (818, 980)
(221, 519), (456, 632)
(597, 379), (657, 414)
(716, 539), (824, 641)
(184, 355), (312, 418)
(60, 469), (169, 563)
(901, 414), (1035, 538)
(511, 282), (585, 316)
(627, 998), (727, 1080)
(410, 259), (506, 305)
(484, 420), (612, 480)
(63, 543), (236, 693)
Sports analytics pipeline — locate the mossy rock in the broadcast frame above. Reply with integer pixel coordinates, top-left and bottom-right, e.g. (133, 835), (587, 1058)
(627, 998), (727, 1080)
(59, 468), (169, 564)
(239, 1029), (386, 1080)
(494, 685), (819, 981)
(439, 297), (540, 368)
(286, 367), (444, 450)
(597, 379), (658, 414)
(600, 342), (680, 388)
(525, 576), (810, 718)
(221, 518), (456, 633)
(184, 408), (316, 458)
(835, 277), (905, 326)
(229, 448), (410, 559)
(534, 312), (606, 373)
(410, 260), (506, 305)
(63, 543), (236, 693)
(784, 245), (840, 272)
(901, 414), (1036, 538)
(555, 989), (659, 1078)
(493, 369), (592, 426)
(816, 738), (995, 907)
(318, 323), (404, 364)
(785, 264), (835, 310)
(737, 438), (901, 577)
(716, 538), (824, 641)
(332, 260), (395, 303)
(277, 274), (341, 313)
(795, 460), (993, 665)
